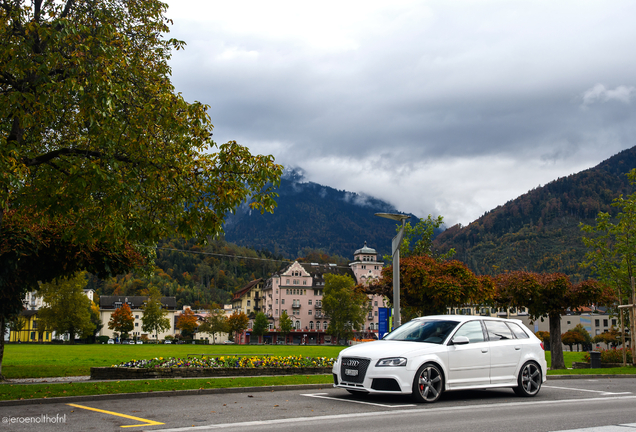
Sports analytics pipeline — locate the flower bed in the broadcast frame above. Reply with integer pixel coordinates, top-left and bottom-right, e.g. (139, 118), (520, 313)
(113, 355), (334, 369)
(91, 355), (335, 380)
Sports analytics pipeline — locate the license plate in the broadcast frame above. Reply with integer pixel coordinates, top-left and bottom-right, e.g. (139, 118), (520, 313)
(345, 369), (358, 376)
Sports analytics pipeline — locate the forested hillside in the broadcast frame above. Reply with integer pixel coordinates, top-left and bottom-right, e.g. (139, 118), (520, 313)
(87, 238), (350, 309)
(434, 146), (636, 279)
(223, 170), (416, 258)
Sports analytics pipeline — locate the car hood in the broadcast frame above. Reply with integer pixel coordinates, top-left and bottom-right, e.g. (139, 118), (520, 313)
(339, 340), (445, 359)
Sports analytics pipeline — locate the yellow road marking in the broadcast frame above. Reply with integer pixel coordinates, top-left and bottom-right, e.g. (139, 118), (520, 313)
(67, 403), (164, 428)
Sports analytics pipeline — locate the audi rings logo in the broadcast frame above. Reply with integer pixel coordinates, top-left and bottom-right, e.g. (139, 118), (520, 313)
(343, 359), (360, 367)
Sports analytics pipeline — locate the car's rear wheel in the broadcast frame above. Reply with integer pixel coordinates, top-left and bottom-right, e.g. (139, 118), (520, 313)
(412, 363), (443, 403)
(513, 361), (542, 397)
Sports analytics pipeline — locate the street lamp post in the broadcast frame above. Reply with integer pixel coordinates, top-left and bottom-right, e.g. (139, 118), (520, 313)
(375, 213), (411, 330)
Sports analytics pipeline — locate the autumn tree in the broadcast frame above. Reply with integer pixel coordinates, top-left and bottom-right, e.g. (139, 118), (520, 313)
(496, 271), (614, 370)
(0, 0), (281, 378)
(38, 272), (95, 343)
(323, 274), (370, 344)
(369, 256), (495, 320)
(227, 311), (249, 342)
(108, 303), (134, 341)
(561, 330), (586, 352)
(198, 308), (228, 344)
(278, 310), (293, 344)
(594, 328), (621, 349)
(176, 308), (198, 339)
(581, 168), (636, 365)
(141, 286), (171, 342)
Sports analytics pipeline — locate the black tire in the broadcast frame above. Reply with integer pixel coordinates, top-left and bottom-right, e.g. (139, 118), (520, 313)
(513, 361), (542, 397)
(412, 363), (444, 403)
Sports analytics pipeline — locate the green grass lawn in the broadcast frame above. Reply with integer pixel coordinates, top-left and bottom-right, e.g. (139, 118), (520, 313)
(1, 343), (346, 378)
(1, 345), (636, 402)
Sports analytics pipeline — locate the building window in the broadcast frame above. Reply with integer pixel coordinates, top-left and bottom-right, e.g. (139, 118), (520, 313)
(604, 319), (608, 327)
(308, 310), (312, 315)
(316, 322), (321, 330)
(281, 299), (285, 305)
(308, 300), (312, 305)
(595, 319), (600, 327)
(135, 315), (139, 319)
(295, 321), (301, 330)
(135, 322), (138, 327)
(613, 319), (617, 326)
(303, 280), (307, 285)
(374, 301), (378, 306)
(309, 321), (314, 330)
(247, 300), (251, 306)
(276, 299), (278, 304)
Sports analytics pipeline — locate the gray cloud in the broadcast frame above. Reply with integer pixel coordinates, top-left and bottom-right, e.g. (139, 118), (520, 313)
(165, 0), (636, 225)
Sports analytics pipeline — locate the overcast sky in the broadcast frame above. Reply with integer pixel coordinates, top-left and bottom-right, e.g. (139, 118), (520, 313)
(164, 1), (636, 227)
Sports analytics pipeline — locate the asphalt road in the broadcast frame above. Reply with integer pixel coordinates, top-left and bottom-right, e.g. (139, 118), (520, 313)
(2, 378), (636, 432)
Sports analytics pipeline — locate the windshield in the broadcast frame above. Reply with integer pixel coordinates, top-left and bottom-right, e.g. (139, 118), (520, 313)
(384, 319), (460, 344)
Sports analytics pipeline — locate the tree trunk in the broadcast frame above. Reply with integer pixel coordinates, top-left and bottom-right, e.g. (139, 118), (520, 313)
(0, 315), (5, 381)
(631, 278), (636, 365)
(549, 313), (565, 370)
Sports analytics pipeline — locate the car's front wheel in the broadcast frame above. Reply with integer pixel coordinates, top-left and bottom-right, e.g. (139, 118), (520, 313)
(513, 361), (542, 397)
(412, 363), (443, 403)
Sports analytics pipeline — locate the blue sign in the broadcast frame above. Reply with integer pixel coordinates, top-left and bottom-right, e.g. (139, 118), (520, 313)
(378, 307), (391, 339)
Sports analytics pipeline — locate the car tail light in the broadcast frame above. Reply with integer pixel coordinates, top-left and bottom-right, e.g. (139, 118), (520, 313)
(540, 342), (545, 351)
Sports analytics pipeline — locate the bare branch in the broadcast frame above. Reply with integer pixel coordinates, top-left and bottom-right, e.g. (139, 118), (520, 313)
(23, 148), (135, 167)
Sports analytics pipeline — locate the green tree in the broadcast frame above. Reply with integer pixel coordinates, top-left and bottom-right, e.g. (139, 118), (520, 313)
(88, 302), (103, 343)
(496, 271), (614, 370)
(278, 310), (293, 344)
(369, 256), (495, 320)
(176, 308), (198, 339)
(108, 303), (134, 340)
(198, 308), (229, 344)
(6, 313), (27, 341)
(227, 311), (249, 342)
(38, 272), (95, 343)
(385, 215), (455, 262)
(0, 0), (281, 378)
(323, 273), (370, 344)
(252, 312), (269, 343)
(141, 286), (171, 342)
(581, 169), (636, 365)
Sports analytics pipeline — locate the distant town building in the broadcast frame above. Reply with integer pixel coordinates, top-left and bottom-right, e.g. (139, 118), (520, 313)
(98, 296), (177, 341)
(231, 243), (387, 344)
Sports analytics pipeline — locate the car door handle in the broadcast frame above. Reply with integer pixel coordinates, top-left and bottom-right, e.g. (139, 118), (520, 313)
(481, 348), (488, 353)
(515, 346), (521, 350)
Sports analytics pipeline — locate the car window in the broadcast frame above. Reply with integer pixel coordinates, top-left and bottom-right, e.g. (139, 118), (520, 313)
(384, 320), (459, 344)
(452, 320), (485, 343)
(507, 322), (530, 339)
(484, 320), (513, 341)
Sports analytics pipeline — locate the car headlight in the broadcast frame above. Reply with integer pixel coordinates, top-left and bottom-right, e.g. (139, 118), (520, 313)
(376, 357), (407, 367)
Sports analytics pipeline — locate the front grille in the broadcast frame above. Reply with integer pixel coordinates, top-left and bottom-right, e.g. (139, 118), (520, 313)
(340, 357), (370, 384)
(371, 378), (401, 391)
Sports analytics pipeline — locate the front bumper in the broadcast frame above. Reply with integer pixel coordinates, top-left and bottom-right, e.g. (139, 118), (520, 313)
(332, 357), (414, 394)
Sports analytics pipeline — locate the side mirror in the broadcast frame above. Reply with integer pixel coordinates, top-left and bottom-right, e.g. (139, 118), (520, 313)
(382, 332), (389, 339)
(450, 336), (470, 345)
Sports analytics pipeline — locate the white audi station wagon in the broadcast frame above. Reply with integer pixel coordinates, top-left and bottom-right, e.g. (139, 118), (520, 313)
(333, 315), (547, 403)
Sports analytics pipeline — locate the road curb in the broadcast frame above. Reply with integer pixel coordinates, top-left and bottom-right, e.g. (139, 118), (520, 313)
(1, 374), (634, 407)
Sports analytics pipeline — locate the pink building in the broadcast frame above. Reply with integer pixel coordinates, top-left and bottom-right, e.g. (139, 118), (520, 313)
(234, 243), (388, 344)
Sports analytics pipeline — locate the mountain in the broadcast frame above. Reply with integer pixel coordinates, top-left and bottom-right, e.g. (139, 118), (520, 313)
(223, 169), (417, 259)
(433, 146), (636, 279)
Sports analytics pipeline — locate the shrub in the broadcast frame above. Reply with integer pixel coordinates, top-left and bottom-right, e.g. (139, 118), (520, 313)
(583, 348), (632, 363)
